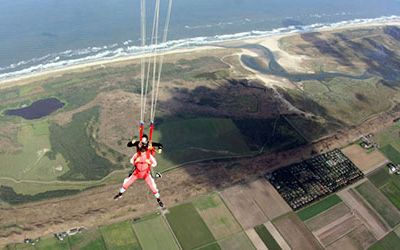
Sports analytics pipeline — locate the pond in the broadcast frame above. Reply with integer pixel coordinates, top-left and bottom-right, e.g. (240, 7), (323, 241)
(5, 98), (65, 120)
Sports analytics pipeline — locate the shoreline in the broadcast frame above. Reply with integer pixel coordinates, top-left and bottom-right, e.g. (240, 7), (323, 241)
(1, 17), (400, 89)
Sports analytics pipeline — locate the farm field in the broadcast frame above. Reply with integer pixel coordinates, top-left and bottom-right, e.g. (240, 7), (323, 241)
(247, 179), (292, 220)
(254, 224), (282, 250)
(297, 194), (342, 221)
(305, 202), (351, 232)
(220, 184), (267, 229)
(368, 232), (400, 250)
(100, 221), (140, 250)
(133, 214), (180, 250)
(272, 212), (322, 250)
(165, 202), (215, 250)
(377, 121), (400, 164)
(338, 189), (389, 239)
(368, 167), (400, 210)
(355, 181), (400, 228)
(217, 232), (255, 250)
(193, 193), (242, 240)
(342, 145), (388, 174)
(302, 198), (377, 249)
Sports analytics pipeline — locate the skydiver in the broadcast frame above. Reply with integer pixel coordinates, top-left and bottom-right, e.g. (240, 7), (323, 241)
(127, 134), (163, 178)
(114, 145), (164, 208)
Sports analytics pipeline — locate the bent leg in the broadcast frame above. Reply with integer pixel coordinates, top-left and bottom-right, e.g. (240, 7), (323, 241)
(144, 174), (160, 198)
(120, 174), (138, 193)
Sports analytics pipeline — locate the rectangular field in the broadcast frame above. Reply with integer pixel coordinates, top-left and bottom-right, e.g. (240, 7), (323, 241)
(245, 229), (268, 250)
(368, 168), (391, 188)
(193, 193), (242, 240)
(381, 182), (400, 211)
(254, 224), (282, 250)
(100, 221), (140, 250)
(355, 181), (400, 228)
(338, 189), (389, 239)
(133, 214), (180, 250)
(220, 185), (267, 230)
(305, 202), (351, 232)
(368, 167), (400, 210)
(247, 179), (292, 220)
(380, 144), (400, 164)
(218, 232), (255, 250)
(326, 224), (376, 250)
(368, 232), (400, 250)
(342, 145), (388, 173)
(166, 202), (215, 250)
(297, 194), (342, 221)
(272, 213), (322, 250)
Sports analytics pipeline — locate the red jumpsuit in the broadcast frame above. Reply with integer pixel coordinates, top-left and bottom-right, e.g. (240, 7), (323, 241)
(119, 151), (160, 198)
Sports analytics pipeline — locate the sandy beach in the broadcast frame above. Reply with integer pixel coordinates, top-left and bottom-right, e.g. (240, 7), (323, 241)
(1, 19), (399, 91)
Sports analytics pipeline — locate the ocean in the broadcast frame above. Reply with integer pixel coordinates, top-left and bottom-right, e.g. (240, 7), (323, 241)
(1, 0), (400, 80)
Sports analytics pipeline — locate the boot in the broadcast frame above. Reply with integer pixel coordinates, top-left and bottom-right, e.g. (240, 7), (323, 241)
(114, 192), (123, 200)
(157, 198), (164, 208)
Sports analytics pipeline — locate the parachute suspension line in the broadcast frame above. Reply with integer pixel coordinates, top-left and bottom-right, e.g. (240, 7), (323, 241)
(150, 0), (161, 123)
(142, 0), (160, 123)
(151, 0), (173, 122)
(139, 0), (146, 124)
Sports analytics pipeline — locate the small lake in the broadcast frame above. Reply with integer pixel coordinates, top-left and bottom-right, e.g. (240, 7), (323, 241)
(5, 98), (65, 120)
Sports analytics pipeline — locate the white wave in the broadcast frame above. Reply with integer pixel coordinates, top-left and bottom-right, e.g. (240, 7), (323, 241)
(1, 15), (400, 81)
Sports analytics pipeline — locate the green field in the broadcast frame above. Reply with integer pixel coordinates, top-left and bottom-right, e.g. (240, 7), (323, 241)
(254, 225), (281, 250)
(355, 181), (400, 228)
(297, 194), (342, 221)
(193, 193), (242, 240)
(100, 221), (141, 250)
(368, 232), (400, 250)
(166, 202), (216, 250)
(0, 120), (69, 181)
(50, 107), (121, 181)
(380, 145), (400, 164)
(369, 168), (392, 188)
(133, 214), (180, 250)
(377, 122), (400, 164)
(153, 117), (252, 171)
(368, 167), (400, 210)
(34, 237), (70, 250)
(381, 182), (400, 210)
(68, 229), (106, 250)
(218, 232), (255, 250)
(196, 242), (221, 250)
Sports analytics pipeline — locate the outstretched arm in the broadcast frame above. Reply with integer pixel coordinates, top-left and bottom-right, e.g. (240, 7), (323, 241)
(127, 140), (140, 148)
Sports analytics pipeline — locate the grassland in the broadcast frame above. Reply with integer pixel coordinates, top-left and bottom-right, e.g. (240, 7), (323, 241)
(68, 229), (106, 250)
(49, 107), (121, 181)
(368, 232), (400, 250)
(297, 194), (342, 221)
(193, 193), (242, 240)
(254, 224), (281, 250)
(377, 121), (400, 164)
(133, 214), (180, 250)
(33, 236), (70, 250)
(153, 117), (252, 171)
(355, 181), (400, 228)
(100, 221), (141, 250)
(0, 120), (69, 181)
(166, 202), (216, 250)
